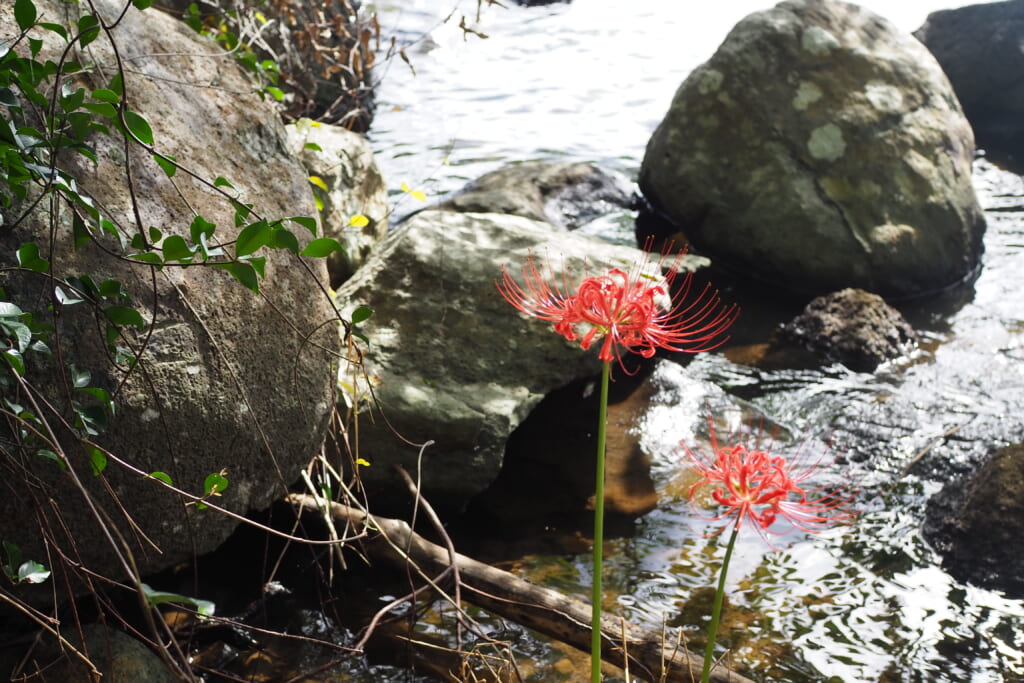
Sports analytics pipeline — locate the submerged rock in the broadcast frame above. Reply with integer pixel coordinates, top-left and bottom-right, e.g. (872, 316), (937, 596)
(333, 210), (709, 512)
(639, 0), (985, 297)
(769, 288), (917, 372)
(915, 1), (1024, 166)
(924, 443), (1024, 598)
(433, 161), (635, 230)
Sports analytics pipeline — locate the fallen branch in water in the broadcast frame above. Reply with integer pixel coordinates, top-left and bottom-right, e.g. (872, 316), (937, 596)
(286, 492), (752, 683)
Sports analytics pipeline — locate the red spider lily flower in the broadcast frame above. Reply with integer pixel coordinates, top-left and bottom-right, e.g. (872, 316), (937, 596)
(497, 246), (737, 373)
(682, 421), (858, 543)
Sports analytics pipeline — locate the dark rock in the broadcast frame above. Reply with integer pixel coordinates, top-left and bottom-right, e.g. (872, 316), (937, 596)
(435, 161), (635, 230)
(639, 0), (985, 298)
(924, 443), (1024, 597)
(915, 1), (1024, 166)
(770, 288), (917, 372)
(17, 624), (178, 682)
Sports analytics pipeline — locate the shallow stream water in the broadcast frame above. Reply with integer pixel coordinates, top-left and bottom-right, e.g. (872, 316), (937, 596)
(355, 1), (1024, 680)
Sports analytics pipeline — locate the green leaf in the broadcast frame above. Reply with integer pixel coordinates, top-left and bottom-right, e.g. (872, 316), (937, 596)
(108, 72), (124, 97)
(38, 22), (68, 40)
(2, 349), (24, 376)
(351, 305), (373, 325)
(149, 471), (173, 485)
(231, 201), (252, 227)
(17, 560), (50, 585)
(153, 153), (177, 178)
(104, 305), (145, 329)
(272, 229), (299, 254)
(14, 0), (37, 31)
(132, 0), (153, 9)
(203, 471), (229, 496)
(37, 449), (66, 470)
(161, 235), (193, 263)
(88, 448), (107, 475)
(243, 255), (266, 278)
(215, 262), (259, 292)
(235, 220), (271, 257)
(300, 237), (344, 258)
(69, 364), (91, 388)
(213, 176), (235, 190)
(189, 215), (216, 243)
(129, 252), (164, 266)
(82, 101), (117, 119)
(77, 15), (100, 49)
(287, 215), (318, 235)
(2, 541), (22, 578)
(303, 142), (323, 152)
(59, 85), (86, 113)
(263, 86), (284, 101)
(54, 286), (83, 306)
(0, 303), (23, 318)
(16, 242), (49, 273)
(140, 583), (215, 616)
(98, 280), (127, 298)
(90, 88), (119, 105)
(0, 88), (19, 108)
(123, 111), (153, 144)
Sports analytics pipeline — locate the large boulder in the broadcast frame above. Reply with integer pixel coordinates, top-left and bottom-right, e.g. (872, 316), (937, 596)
(914, 1), (1024, 165)
(639, 0), (985, 298)
(333, 210), (710, 512)
(285, 120), (389, 287)
(924, 443), (1024, 598)
(0, 0), (335, 591)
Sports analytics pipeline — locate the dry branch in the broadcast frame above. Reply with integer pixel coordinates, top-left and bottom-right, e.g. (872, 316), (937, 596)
(287, 493), (753, 683)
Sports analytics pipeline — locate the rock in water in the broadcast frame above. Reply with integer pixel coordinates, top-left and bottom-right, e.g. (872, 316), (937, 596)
(639, 0), (985, 298)
(924, 443), (1024, 598)
(915, 0), (1024, 166)
(771, 288), (917, 372)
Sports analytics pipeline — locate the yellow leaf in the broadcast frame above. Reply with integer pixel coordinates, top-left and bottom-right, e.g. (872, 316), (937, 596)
(355, 458), (370, 467)
(254, 10), (267, 24)
(349, 214), (370, 227)
(401, 182), (426, 202)
(310, 121), (322, 128)
(309, 175), (329, 192)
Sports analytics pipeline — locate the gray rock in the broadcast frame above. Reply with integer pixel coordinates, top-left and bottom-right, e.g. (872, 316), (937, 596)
(770, 288), (917, 372)
(434, 161), (635, 230)
(285, 121), (389, 287)
(0, 0), (335, 593)
(924, 443), (1024, 598)
(914, 1), (1024, 164)
(639, 0), (985, 298)
(333, 210), (709, 511)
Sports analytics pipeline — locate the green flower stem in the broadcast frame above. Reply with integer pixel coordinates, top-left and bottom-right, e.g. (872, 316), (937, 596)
(700, 524), (740, 683)
(591, 360), (611, 683)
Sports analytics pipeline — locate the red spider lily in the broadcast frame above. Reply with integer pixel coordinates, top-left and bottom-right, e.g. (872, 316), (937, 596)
(496, 246), (737, 373)
(682, 421), (858, 542)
